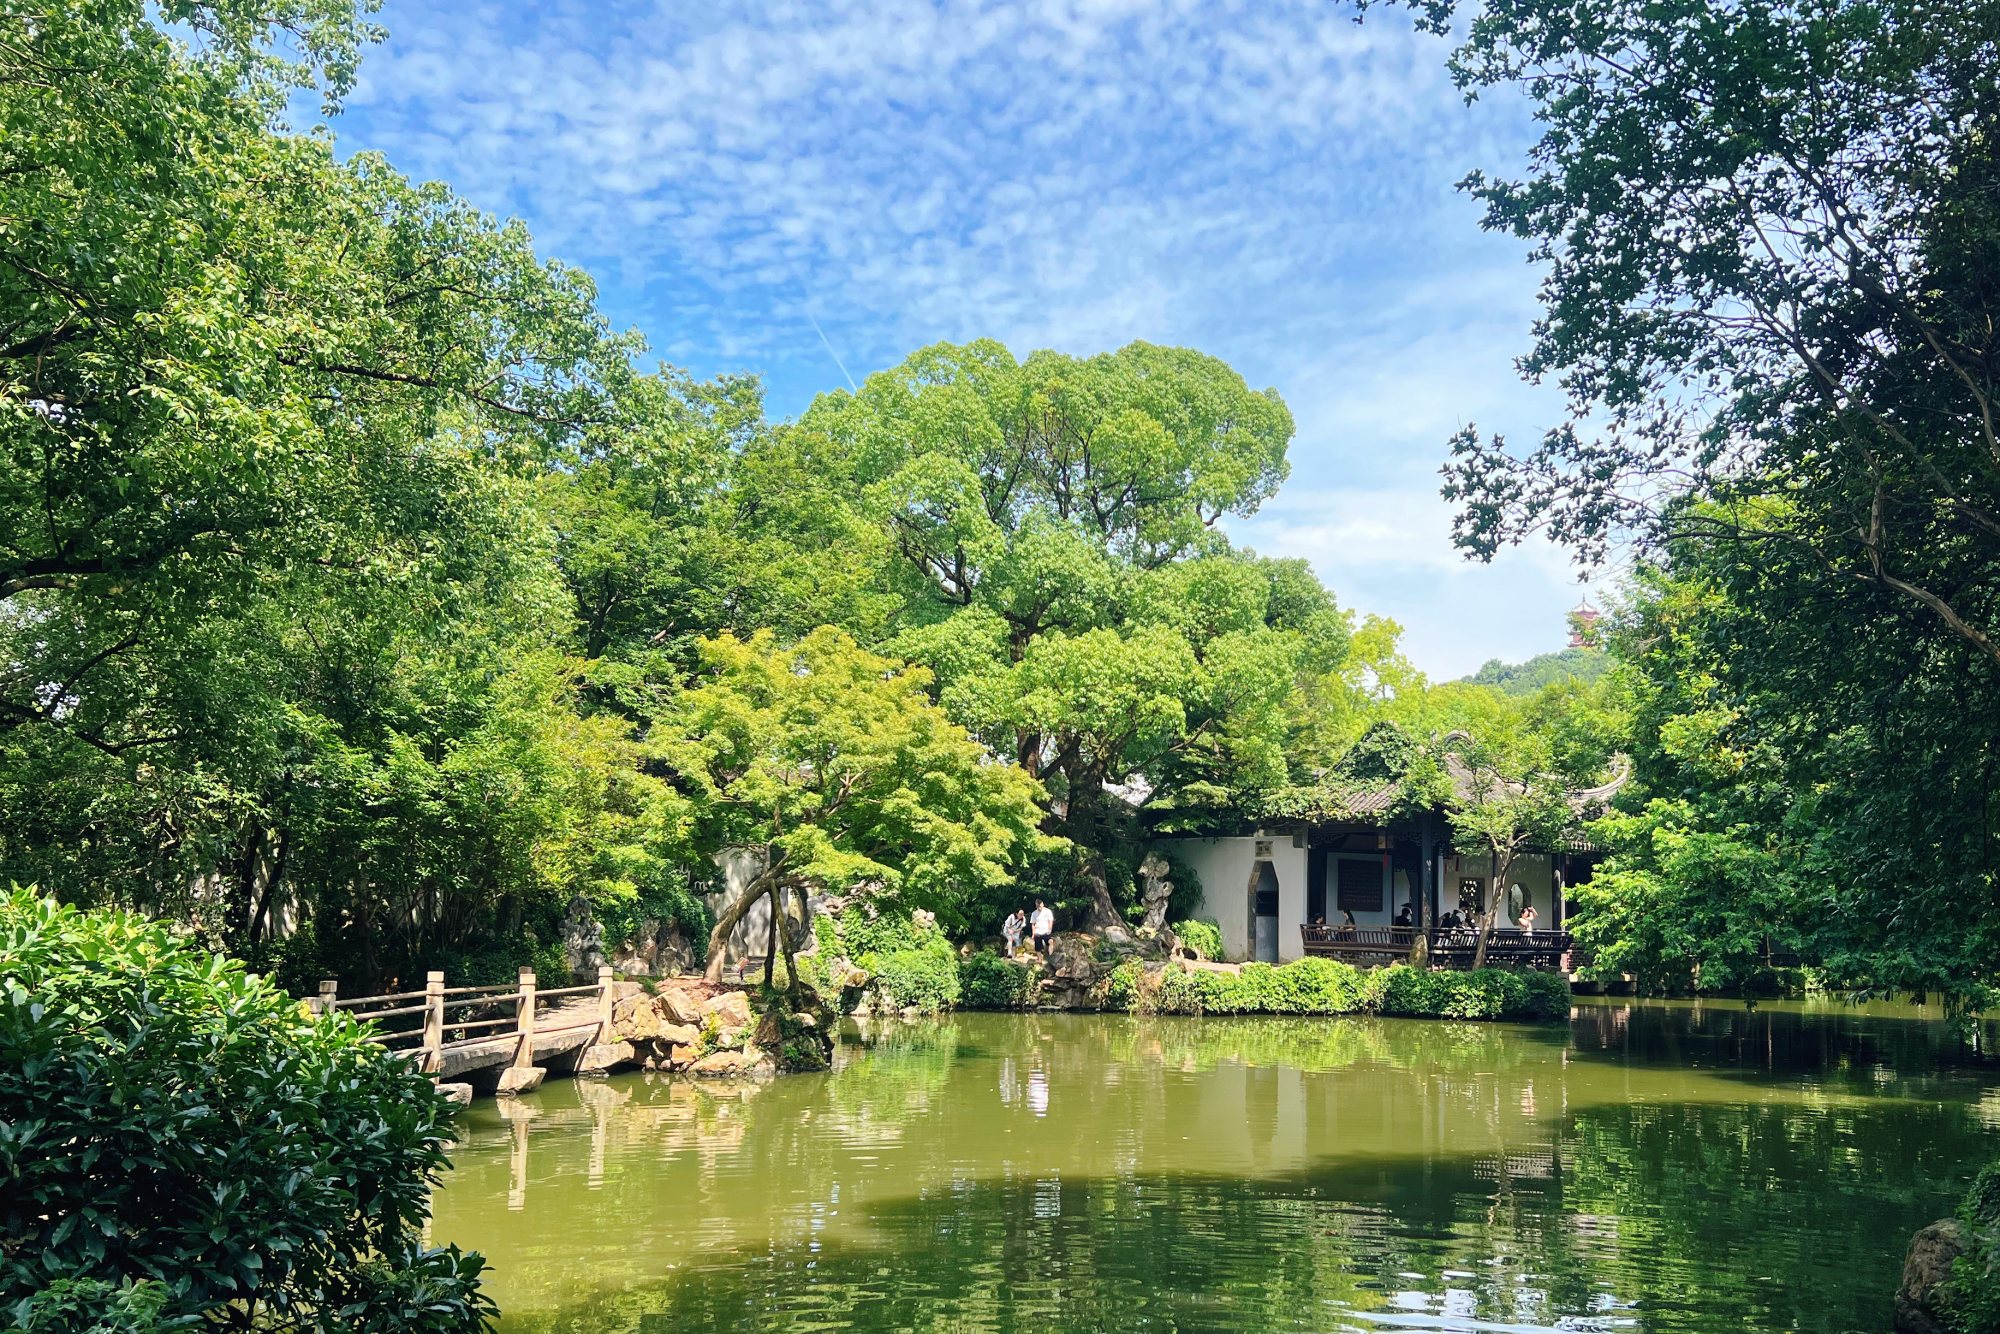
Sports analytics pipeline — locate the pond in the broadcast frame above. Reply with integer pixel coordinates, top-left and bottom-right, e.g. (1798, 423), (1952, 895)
(431, 998), (2000, 1333)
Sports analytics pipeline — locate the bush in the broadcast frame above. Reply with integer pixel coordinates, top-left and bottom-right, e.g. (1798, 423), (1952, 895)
(1377, 965), (1537, 1020)
(1945, 1161), (2000, 1332)
(871, 938), (961, 1014)
(1113, 957), (1565, 1022)
(959, 951), (1034, 1010)
(1516, 970), (1573, 1021)
(1172, 919), (1225, 960)
(0, 890), (494, 1333)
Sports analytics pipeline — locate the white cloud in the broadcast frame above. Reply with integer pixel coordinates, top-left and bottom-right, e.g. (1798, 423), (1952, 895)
(333, 0), (1582, 676)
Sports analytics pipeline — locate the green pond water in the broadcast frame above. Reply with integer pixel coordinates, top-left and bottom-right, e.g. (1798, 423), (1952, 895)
(431, 998), (2000, 1333)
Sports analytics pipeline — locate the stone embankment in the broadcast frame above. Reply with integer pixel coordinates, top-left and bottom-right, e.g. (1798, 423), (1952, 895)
(589, 979), (831, 1079)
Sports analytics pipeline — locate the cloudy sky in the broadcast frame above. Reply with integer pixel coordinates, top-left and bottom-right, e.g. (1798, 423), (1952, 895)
(330, 0), (1606, 678)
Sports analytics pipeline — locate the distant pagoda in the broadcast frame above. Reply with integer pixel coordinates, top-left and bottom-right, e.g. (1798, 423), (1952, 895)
(1566, 598), (1603, 649)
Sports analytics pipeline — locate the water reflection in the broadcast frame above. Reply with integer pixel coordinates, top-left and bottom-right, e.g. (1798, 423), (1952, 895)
(430, 1000), (2000, 1333)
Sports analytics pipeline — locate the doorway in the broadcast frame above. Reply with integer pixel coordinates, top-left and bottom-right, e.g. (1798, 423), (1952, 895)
(1252, 861), (1280, 963)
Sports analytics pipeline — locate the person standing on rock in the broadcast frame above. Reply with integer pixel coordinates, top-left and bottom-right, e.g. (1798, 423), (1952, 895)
(1002, 908), (1025, 957)
(1031, 900), (1055, 956)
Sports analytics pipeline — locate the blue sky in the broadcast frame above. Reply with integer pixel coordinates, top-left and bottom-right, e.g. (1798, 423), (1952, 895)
(329, 0), (1606, 678)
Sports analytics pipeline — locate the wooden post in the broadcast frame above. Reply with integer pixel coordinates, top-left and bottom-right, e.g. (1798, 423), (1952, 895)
(594, 965), (615, 1045)
(315, 979), (339, 1016)
(513, 967), (537, 1069)
(422, 971), (445, 1072)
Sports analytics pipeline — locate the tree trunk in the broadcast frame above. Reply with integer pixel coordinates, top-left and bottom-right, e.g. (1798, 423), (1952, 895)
(1081, 855), (1126, 933)
(762, 882), (779, 990)
(1471, 848), (1514, 970)
(1060, 765), (1127, 933)
(783, 883), (812, 1008)
(702, 863), (780, 983)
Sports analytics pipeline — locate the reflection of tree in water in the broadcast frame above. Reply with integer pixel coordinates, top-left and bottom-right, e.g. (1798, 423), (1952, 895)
(1554, 1094), (1994, 1332)
(460, 1010), (2000, 1334)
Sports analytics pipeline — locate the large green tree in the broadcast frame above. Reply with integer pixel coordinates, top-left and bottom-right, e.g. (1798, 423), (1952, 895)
(788, 340), (1356, 927)
(1388, 0), (2000, 998)
(652, 628), (1049, 983)
(0, 0), (723, 989)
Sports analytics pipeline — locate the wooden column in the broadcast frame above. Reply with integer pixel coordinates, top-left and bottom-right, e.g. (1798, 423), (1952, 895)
(422, 971), (445, 1073)
(1419, 812), (1436, 929)
(594, 965), (615, 1045)
(512, 967), (537, 1069)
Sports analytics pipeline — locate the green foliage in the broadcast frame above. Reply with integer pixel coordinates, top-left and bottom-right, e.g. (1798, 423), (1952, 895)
(1379, 966), (1530, 1021)
(792, 340), (1373, 924)
(1468, 649), (1609, 697)
(870, 938), (962, 1015)
(958, 951), (1035, 1011)
(6, 1278), (188, 1334)
(0, 890), (492, 1331)
(659, 628), (1051, 979)
(592, 883), (714, 966)
(1172, 919), (1224, 961)
(1946, 1162), (2000, 1334)
(1393, 0), (2000, 1006)
(1131, 959), (1562, 1022)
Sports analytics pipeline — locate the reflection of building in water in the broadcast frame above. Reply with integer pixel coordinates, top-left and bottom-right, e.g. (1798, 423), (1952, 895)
(1027, 1067), (1048, 1117)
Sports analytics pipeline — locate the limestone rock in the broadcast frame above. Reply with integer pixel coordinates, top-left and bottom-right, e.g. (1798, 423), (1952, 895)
(495, 1066), (546, 1096)
(657, 983), (707, 1026)
(608, 916), (698, 978)
(668, 1042), (700, 1067)
(578, 1041), (635, 1075)
(613, 994), (664, 1041)
(559, 894), (606, 983)
(691, 1050), (749, 1077)
(657, 1022), (698, 1047)
(1137, 853), (1174, 934)
(1896, 1218), (1968, 1334)
(435, 1082), (474, 1111)
(701, 989), (753, 1029)
(754, 1010), (784, 1051)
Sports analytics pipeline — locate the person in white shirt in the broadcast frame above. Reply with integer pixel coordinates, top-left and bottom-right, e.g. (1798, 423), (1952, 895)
(1002, 909), (1025, 956)
(1030, 901), (1055, 956)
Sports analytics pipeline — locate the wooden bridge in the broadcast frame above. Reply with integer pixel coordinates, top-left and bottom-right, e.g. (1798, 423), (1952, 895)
(308, 965), (619, 1095)
(1300, 925), (1572, 971)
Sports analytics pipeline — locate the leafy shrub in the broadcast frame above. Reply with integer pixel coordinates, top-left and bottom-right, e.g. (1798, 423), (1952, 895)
(1102, 961), (1146, 1011)
(1116, 957), (1565, 1021)
(0, 890), (494, 1332)
(1152, 964), (1211, 1014)
(593, 882), (714, 968)
(1516, 971), (1573, 1021)
(1378, 966), (1533, 1019)
(959, 951), (1034, 1010)
(1172, 919), (1225, 960)
(7, 1277), (187, 1333)
(837, 905), (928, 961)
(871, 938), (961, 1014)
(1947, 1161), (2000, 1333)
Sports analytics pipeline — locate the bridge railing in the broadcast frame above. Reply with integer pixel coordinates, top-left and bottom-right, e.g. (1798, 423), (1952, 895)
(308, 966), (617, 1074)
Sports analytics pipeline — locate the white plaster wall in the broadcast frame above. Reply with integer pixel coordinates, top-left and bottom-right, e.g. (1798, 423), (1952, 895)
(1158, 832), (1309, 962)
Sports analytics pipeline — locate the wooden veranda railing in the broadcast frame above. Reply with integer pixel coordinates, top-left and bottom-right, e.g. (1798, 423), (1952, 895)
(307, 966), (617, 1075)
(1300, 925), (1573, 970)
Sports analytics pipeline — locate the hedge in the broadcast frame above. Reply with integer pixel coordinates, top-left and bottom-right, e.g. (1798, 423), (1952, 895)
(955, 950), (1569, 1023)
